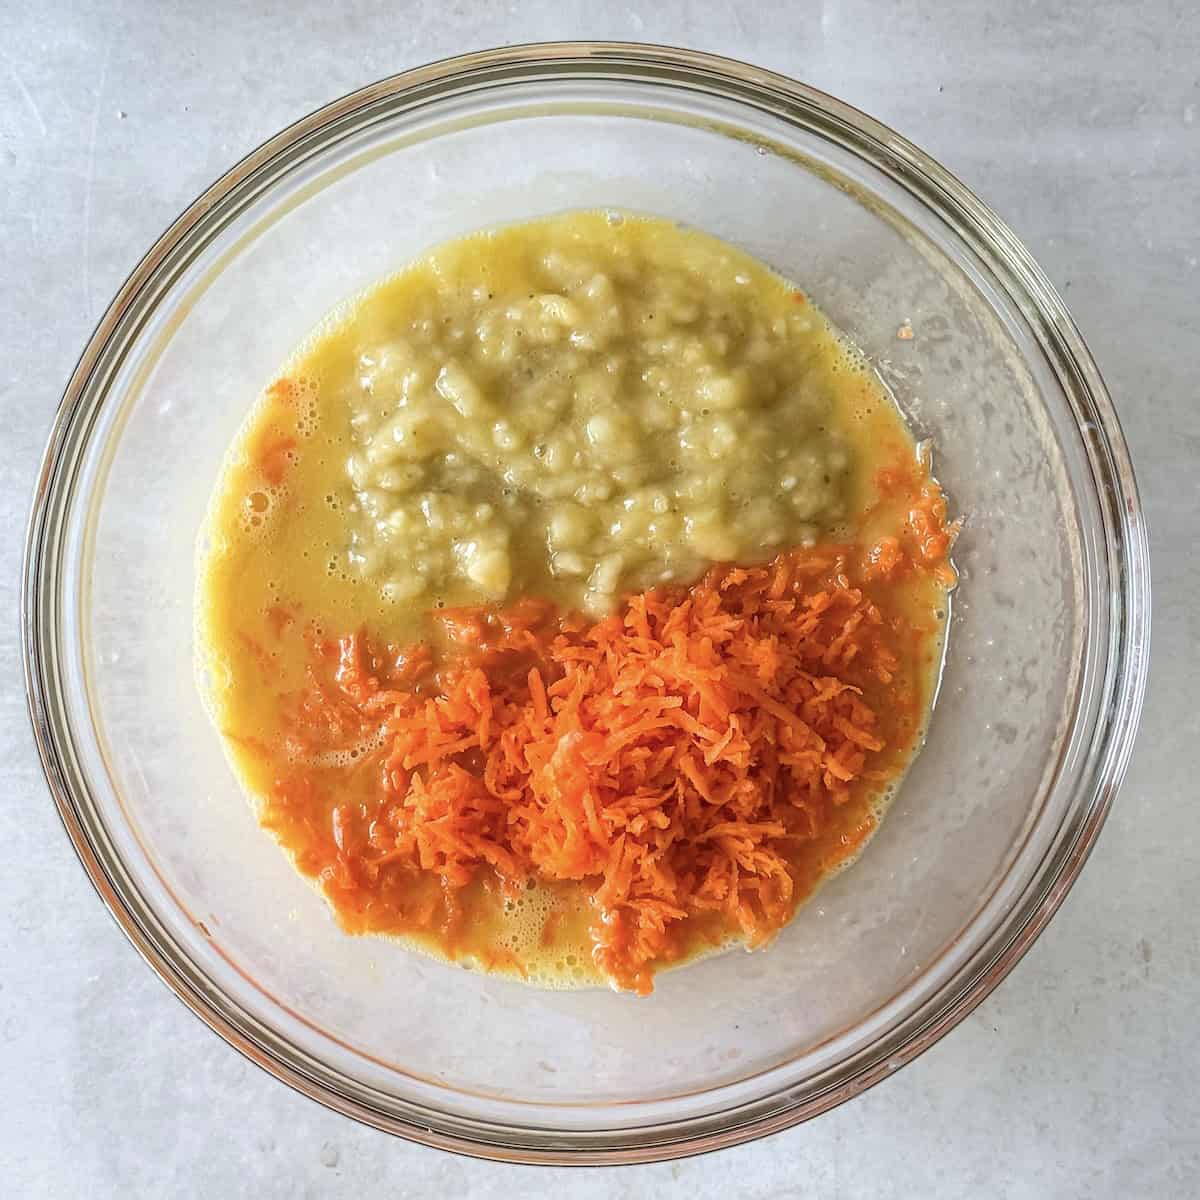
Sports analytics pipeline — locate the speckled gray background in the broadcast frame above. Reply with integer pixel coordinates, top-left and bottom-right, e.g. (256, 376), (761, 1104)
(1, 2), (1197, 1196)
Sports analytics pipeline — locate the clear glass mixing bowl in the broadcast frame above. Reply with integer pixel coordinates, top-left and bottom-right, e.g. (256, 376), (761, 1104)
(23, 44), (1149, 1163)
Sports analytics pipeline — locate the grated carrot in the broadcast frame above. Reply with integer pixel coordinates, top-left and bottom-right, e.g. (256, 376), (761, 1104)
(272, 545), (933, 994)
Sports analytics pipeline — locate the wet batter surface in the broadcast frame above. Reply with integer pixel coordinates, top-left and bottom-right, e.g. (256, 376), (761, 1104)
(196, 211), (955, 993)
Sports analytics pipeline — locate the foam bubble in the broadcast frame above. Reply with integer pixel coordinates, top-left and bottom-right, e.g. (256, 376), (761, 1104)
(286, 375), (322, 439)
(236, 482), (287, 538)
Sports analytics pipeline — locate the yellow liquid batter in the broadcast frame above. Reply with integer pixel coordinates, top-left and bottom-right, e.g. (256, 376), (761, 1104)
(197, 211), (950, 990)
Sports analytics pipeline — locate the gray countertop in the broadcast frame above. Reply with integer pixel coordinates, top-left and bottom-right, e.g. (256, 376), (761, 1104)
(2, 2), (1197, 1195)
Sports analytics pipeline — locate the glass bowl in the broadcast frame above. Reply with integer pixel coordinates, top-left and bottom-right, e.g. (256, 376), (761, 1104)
(23, 43), (1149, 1163)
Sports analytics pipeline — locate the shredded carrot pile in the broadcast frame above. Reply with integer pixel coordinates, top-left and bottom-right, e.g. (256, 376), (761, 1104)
(274, 547), (917, 993)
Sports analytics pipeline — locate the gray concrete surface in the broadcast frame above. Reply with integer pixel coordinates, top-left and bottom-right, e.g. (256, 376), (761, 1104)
(1, 1), (1197, 1195)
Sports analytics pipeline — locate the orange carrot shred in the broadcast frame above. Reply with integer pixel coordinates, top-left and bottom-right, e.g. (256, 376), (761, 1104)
(267, 538), (954, 994)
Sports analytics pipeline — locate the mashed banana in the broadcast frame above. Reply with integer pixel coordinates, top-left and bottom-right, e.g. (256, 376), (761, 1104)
(330, 212), (850, 613)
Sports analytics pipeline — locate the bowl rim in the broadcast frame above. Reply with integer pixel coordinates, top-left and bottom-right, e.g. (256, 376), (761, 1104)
(22, 40), (1151, 1164)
